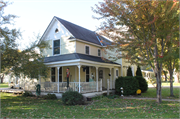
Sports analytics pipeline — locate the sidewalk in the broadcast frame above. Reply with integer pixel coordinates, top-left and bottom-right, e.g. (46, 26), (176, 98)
(123, 96), (180, 102)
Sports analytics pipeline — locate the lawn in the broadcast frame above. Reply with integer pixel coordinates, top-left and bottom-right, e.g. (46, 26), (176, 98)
(148, 82), (180, 87)
(0, 83), (9, 88)
(139, 87), (180, 99)
(1, 92), (179, 118)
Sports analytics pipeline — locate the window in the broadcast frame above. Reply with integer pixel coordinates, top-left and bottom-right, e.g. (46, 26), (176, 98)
(86, 66), (89, 82)
(55, 28), (59, 33)
(51, 67), (55, 82)
(85, 46), (89, 55)
(99, 70), (103, 78)
(59, 67), (62, 82)
(116, 69), (119, 77)
(53, 40), (60, 55)
(98, 49), (101, 56)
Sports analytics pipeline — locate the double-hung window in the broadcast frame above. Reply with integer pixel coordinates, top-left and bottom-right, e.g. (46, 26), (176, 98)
(53, 39), (60, 55)
(59, 67), (62, 82)
(116, 69), (119, 77)
(51, 67), (55, 82)
(85, 46), (89, 55)
(86, 66), (89, 82)
(98, 49), (101, 56)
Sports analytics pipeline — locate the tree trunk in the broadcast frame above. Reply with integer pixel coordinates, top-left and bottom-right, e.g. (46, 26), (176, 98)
(169, 70), (174, 96)
(163, 71), (167, 82)
(156, 70), (162, 103)
(0, 74), (4, 83)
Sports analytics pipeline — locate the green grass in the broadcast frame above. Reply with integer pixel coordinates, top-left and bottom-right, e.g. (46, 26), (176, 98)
(148, 82), (180, 86)
(139, 87), (180, 99)
(1, 93), (179, 118)
(0, 83), (9, 88)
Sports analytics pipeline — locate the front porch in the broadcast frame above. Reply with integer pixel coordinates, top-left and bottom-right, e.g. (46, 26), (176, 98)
(23, 53), (122, 94)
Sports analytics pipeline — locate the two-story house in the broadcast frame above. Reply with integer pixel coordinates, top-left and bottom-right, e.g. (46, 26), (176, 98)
(38, 16), (137, 93)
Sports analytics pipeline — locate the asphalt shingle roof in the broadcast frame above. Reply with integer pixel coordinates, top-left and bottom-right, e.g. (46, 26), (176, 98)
(55, 16), (112, 46)
(44, 53), (119, 65)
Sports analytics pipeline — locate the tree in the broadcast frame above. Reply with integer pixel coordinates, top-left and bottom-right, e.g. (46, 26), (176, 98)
(0, 1), (50, 82)
(136, 66), (142, 76)
(127, 66), (133, 76)
(92, 0), (179, 103)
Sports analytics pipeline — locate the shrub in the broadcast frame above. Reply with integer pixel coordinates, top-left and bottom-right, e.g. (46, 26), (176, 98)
(62, 91), (84, 105)
(136, 66), (142, 76)
(135, 76), (148, 93)
(22, 91), (34, 97)
(43, 93), (57, 99)
(127, 66), (133, 76)
(115, 76), (139, 95)
(107, 94), (119, 99)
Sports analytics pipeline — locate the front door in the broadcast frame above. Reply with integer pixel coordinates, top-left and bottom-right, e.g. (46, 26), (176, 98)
(99, 68), (106, 90)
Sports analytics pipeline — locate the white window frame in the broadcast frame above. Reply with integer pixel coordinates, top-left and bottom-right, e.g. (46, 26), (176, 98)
(85, 45), (90, 55)
(116, 69), (119, 78)
(52, 39), (61, 56)
(98, 48), (101, 57)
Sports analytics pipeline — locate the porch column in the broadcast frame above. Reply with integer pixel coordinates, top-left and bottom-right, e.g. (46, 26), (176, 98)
(121, 66), (123, 76)
(38, 75), (41, 84)
(109, 68), (112, 89)
(57, 67), (60, 93)
(78, 65), (81, 93)
(96, 67), (99, 91)
(114, 68), (116, 89)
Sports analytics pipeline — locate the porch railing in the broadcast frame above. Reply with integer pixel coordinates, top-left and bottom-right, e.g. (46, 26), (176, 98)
(22, 80), (102, 93)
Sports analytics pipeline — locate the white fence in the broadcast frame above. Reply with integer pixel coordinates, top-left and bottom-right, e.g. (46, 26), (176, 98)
(22, 80), (102, 93)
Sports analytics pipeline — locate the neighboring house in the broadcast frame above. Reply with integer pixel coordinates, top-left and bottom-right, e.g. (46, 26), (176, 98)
(36, 16), (137, 93)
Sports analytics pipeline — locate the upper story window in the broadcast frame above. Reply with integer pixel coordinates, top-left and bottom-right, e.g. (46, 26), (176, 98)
(85, 46), (90, 55)
(53, 39), (60, 55)
(98, 49), (101, 57)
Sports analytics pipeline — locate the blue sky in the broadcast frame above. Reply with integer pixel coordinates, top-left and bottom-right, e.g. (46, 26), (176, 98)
(4, 0), (104, 49)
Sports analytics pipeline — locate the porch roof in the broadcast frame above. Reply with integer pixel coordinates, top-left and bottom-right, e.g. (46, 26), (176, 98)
(44, 53), (120, 65)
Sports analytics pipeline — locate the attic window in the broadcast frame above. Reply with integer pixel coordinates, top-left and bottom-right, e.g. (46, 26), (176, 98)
(55, 28), (59, 33)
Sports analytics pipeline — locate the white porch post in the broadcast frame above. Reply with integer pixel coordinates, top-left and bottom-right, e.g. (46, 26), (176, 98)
(38, 75), (41, 84)
(109, 68), (112, 89)
(121, 66), (123, 76)
(96, 67), (99, 91)
(78, 65), (81, 93)
(57, 67), (60, 93)
(114, 68), (116, 89)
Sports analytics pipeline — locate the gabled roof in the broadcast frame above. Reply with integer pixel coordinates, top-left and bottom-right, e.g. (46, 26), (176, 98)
(54, 16), (111, 46)
(44, 53), (120, 65)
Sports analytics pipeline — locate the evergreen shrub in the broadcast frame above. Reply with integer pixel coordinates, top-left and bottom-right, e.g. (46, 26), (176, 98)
(127, 66), (133, 76)
(44, 93), (57, 99)
(136, 66), (142, 76)
(135, 76), (148, 93)
(115, 76), (139, 95)
(62, 91), (84, 105)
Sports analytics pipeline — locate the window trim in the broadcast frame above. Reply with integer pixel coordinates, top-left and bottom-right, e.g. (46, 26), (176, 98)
(85, 45), (90, 55)
(53, 39), (61, 55)
(98, 48), (101, 57)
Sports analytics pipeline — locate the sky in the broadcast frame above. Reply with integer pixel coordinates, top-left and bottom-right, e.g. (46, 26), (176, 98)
(4, 0), (104, 50)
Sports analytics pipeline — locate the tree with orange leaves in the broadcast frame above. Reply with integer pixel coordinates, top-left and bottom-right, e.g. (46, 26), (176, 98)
(92, 0), (179, 103)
